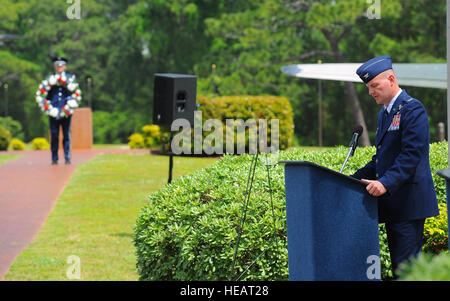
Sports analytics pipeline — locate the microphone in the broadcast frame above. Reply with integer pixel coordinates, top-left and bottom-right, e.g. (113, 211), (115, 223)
(349, 124), (363, 157)
(340, 125), (363, 173)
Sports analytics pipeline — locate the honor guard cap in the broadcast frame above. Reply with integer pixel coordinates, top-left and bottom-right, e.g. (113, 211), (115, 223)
(356, 55), (392, 84)
(52, 56), (68, 66)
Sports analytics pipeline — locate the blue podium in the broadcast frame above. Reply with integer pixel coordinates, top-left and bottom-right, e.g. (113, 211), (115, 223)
(436, 168), (450, 251)
(280, 161), (380, 281)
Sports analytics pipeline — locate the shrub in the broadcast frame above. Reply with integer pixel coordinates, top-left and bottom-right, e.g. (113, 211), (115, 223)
(134, 142), (448, 281)
(142, 125), (161, 147)
(198, 95), (294, 150)
(423, 202), (448, 253)
(135, 153), (288, 280)
(397, 252), (450, 281)
(423, 141), (449, 254)
(158, 95), (294, 154)
(0, 117), (24, 141)
(128, 133), (145, 149)
(0, 125), (12, 150)
(8, 138), (26, 151)
(31, 137), (50, 150)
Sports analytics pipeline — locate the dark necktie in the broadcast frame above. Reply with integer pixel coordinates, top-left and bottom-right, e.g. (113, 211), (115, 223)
(382, 109), (388, 129)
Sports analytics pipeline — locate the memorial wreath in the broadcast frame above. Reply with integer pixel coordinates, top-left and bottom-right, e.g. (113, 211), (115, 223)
(35, 73), (82, 118)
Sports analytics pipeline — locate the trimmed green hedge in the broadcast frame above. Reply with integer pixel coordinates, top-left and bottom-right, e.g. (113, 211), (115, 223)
(198, 95), (294, 151)
(134, 142), (448, 280)
(158, 95), (294, 154)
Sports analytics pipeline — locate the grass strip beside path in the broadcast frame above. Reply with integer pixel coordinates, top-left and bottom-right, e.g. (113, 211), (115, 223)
(0, 154), (20, 165)
(5, 153), (217, 280)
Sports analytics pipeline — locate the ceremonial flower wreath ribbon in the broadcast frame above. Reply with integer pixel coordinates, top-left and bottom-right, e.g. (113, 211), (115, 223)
(35, 73), (82, 118)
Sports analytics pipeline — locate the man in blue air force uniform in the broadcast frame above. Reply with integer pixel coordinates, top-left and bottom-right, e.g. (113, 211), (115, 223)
(48, 56), (75, 165)
(352, 55), (439, 278)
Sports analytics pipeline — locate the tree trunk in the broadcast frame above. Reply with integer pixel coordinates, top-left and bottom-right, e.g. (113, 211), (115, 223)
(342, 81), (371, 147)
(322, 29), (371, 146)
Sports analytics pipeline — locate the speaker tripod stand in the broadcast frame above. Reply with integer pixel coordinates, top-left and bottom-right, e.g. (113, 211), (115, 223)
(229, 152), (279, 281)
(167, 132), (174, 183)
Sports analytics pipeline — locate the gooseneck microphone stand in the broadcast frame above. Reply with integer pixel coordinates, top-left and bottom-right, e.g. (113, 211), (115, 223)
(340, 144), (355, 173)
(340, 125), (363, 173)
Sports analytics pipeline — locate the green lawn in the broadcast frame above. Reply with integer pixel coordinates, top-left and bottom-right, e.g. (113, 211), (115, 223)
(0, 154), (20, 165)
(4, 153), (218, 280)
(92, 144), (130, 149)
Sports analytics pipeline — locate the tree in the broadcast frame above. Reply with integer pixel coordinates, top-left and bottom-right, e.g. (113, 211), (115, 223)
(0, 0), (446, 146)
(4, 0), (151, 141)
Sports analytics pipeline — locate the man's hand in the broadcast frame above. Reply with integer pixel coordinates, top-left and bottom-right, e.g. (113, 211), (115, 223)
(361, 179), (387, 197)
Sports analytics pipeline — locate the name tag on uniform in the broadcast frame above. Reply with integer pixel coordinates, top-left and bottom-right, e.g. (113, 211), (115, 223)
(388, 113), (401, 131)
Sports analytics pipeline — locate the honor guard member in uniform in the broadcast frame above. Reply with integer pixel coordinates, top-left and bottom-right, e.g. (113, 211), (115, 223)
(352, 55), (439, 278)
(48, 56), (74, 165)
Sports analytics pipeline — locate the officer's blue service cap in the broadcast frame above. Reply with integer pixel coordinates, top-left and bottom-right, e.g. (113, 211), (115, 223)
(52, 56), (68, 66)
(356, 55), (392, 84)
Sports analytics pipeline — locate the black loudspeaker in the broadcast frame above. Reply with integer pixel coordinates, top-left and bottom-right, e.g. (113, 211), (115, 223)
(153, 73), (197, 127)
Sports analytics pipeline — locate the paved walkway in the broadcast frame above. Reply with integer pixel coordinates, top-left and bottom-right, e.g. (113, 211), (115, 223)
(0, 148), (148, 280)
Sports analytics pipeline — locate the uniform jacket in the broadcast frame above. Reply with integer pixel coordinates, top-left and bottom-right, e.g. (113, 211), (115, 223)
(46, 72), (75, 112)
(352, 89), (439, 223)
